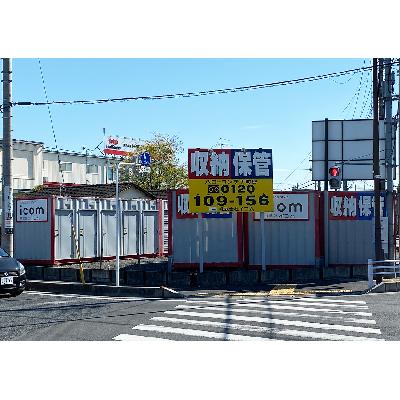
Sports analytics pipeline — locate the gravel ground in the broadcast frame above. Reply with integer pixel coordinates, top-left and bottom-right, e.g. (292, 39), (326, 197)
(51, 257), (168, 271)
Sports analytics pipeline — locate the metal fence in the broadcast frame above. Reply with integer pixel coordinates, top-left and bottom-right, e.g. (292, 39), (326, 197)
(368, 259), (400, 288)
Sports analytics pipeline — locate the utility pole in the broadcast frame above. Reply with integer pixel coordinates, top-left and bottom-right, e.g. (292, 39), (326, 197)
(2, 58), (13, 255)
(384, 58), (394, 259)
(373, 58), (383, 261)
(397, 60), (400, 257)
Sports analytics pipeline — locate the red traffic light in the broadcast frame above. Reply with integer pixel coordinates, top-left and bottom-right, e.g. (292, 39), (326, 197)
(329, 167), (340, 177)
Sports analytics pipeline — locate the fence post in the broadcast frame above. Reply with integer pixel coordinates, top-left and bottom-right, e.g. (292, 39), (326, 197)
(368, 258), (374, 289)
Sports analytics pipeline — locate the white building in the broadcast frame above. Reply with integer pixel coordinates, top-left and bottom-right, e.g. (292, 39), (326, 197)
(0, 139), (115, 192)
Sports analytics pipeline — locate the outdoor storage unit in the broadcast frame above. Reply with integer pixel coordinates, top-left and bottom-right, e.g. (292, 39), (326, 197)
(168, 190), (243, 269)
(247, 192), (317, 267)
(14, 196), (167, 265)
(168, 190), (393, 274)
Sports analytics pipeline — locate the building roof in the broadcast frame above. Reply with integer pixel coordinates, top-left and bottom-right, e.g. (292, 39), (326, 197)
(16, 183), (156, 199)
(147, 189), (169, 200)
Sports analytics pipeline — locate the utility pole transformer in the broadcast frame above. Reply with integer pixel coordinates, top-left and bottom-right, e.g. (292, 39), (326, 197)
(1, 58), (13, 255)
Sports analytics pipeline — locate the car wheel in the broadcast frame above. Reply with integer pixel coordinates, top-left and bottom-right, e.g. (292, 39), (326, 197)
(9, 289), (24, 297)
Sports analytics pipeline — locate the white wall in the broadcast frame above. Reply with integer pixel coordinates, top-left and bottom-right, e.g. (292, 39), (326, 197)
(42, 151), (108, 185)
(0, 140), (110, 193)
(0, 141), (43, 190)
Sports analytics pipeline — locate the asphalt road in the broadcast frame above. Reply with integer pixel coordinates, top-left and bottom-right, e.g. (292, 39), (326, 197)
(1, 290), (400, 341)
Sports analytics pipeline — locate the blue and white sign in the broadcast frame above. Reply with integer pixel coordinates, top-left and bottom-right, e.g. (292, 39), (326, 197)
(140, 152), (151, 166)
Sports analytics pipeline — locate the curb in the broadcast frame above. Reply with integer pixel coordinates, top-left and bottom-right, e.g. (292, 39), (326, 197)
(26, 280), (184, 299)
(367, 280), (400, 294)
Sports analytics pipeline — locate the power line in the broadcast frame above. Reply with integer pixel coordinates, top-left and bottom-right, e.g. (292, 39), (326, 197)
(281, 151), (312, 183)
(11, 60), (400, 109)
(38, 58), (65, 190)
(351, 60), (367, 119)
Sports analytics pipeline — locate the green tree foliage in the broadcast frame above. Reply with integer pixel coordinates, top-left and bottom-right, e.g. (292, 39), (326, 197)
(121, 132), (188, 190)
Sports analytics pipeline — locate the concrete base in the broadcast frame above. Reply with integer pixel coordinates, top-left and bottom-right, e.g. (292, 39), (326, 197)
(91, 270), (111, 284)
(145, 271), (167, 286)
(352, 265), (368, 279)
(26, 266), (44, 280)
(110, 270), (126, 285)
(60, 268), (78, 282)
(292, 268), (320, 283)
(260, 269), (290, 284)
(369, 281), (400, 293)
(197, 271), (227, 288)
(228, 270), (258, 286)
(26, 280), (183, 298)
(43, 267), (61, 281)
(167, 272), (191, 288)
(126, 271), (145, 286)
(323, 266), (351, 280)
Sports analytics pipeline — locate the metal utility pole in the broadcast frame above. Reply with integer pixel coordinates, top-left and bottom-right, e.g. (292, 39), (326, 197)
(384, 58), (394, 259)
(373, 58), (384, 261)
(2, 58), (13, 255)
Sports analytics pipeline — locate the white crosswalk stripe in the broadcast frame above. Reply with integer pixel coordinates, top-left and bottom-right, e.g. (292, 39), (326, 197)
(112, 296), (383, 341)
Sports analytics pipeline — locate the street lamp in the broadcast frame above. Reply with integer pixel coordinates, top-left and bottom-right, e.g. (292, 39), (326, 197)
(115, 160), (136, 287)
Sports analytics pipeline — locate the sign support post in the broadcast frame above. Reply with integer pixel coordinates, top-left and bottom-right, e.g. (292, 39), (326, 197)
(260, 211), (266, 271)
(115, 161), (135, 287)
(198, 213), (204, 273)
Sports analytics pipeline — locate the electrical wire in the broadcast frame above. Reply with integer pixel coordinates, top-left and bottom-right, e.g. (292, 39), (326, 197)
(38, 59), (65, 191)
(341, 60), (368, 116)
(11, 60), (400, 109)
(360, 85), (372, 118)
(281, 151), (311, 184)
(351, 60), (369, 118)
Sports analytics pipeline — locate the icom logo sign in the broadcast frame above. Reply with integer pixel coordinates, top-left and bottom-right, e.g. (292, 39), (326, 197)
(255, 193), (309, 220)
(16, 199), (48, 222)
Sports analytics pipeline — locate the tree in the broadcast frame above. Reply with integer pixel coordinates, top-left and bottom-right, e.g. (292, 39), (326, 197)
(121, 132), (188, 190)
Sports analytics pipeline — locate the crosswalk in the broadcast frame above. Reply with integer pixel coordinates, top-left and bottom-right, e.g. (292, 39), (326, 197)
(113, 295), (383, 341)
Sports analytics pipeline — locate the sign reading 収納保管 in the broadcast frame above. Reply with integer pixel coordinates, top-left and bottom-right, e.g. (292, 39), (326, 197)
(188, 148), (274, 213)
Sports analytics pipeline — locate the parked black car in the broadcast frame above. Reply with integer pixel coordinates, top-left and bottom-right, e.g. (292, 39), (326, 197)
(0, 248), (26, 296)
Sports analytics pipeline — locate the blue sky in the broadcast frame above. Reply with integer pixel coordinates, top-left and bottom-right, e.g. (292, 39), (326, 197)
(10, 58), (373, 190)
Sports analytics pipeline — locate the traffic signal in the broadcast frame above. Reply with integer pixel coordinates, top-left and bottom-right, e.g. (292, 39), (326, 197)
(328, 166), (342, 189)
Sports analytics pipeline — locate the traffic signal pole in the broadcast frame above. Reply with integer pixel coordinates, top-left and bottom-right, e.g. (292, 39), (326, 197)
(2, 58), (13, 255)
(323, 118), (329, 271)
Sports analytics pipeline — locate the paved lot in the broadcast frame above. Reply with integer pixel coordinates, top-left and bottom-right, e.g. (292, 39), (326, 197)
(0, 291), (180, 340)
(2, 289), (399, 341)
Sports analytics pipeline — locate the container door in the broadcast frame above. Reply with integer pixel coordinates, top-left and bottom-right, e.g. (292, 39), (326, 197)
(78, 210), (98, 258)
(142, 211), (159, 255)
(122, 211), (140, 256)
(101, 210), (117, 257)
(55, 210), (74, 260)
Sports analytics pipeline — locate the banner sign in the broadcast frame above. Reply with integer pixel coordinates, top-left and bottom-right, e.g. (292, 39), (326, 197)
(328, 191), (386, 220)
(104, 135), (139, 157)
(3, 186), (13, 230)
(254, 193), (309, 220)
(16, 198), (48, 222)
(176, 190), (232, 219)
(188, 148), (274, 213)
